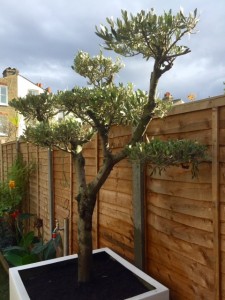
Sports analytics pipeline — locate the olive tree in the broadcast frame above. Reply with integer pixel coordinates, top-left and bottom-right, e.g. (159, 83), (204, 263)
(10, 8), (206, 283)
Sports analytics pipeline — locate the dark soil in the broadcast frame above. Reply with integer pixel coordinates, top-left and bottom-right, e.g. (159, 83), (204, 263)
(0, 219), (16, 250)
(19, 251), (155, 300)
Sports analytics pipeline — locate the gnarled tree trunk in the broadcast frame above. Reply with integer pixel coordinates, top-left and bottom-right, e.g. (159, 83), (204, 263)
(77, 196), (95, 282)
(74, 152), (97, 282)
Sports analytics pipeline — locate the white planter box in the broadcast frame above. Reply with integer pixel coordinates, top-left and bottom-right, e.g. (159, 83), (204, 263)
(9, 247), (169, 300)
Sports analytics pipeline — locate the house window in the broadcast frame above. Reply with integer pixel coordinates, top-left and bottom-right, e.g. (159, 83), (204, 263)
(0, 85), (8, 105)
(28, 89), (39, 95)
(0, 113), (8, 136)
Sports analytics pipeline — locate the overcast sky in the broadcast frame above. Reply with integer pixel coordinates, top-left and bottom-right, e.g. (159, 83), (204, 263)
(1, 0), (225, 101)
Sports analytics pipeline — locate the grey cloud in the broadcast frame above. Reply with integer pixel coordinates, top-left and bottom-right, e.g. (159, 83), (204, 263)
(0, 0), (225, 100)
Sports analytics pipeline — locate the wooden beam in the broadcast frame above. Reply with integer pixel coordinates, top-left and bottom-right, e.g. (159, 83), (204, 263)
(36, 145), (40, 218)
(48, 148), (54, 236)
(26, 142), (30, 215)
(69, 152), (73, 254)
(212, 107), (221, 299)
(132, 161), (145, 270)
(94, 134), (99, 249)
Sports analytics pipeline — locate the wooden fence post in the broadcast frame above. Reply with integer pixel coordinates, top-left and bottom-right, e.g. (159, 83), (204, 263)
(36, 145), (40, 220)
(94, 134), (99, 249)
(69, 153), (73, 254)
(132, 161), (145, 270)
(212, 107), (221, 300)
(48, 148), (54, 235)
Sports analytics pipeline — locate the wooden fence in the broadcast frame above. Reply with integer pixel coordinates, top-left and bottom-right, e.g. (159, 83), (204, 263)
(1, 94), (225, 299)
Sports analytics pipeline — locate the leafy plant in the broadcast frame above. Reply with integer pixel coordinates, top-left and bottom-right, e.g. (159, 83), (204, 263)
(31, 234), (62, 261)
(3, 231), (39, 266)
(0, 208), (27, 253)
(3, 208), (62, 267)
(0, 167), (62, 267)
(3, 231), (62, 267)
(126, 139), (209, 177)
(10, 8), (206, 283)
(3, 211), (62, 266)
(95, 8), (199, 60)
(7, 155), (35, 199)
(0, 156), (35, 216)
(0, 182), (21, 216)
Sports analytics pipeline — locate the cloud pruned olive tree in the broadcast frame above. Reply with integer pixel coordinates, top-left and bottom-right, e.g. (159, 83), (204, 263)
(10, 8), (207, 283)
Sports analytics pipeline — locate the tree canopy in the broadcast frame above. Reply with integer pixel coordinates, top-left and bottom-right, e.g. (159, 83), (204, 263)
(96, 8), (198, 70)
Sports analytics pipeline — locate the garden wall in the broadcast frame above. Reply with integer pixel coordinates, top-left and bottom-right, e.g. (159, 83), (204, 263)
(1, 94), (225, 300)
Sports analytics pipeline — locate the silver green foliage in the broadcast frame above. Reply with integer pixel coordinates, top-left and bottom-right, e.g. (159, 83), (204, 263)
(126, 138), (209, 178)
(96, 8), (199, 61)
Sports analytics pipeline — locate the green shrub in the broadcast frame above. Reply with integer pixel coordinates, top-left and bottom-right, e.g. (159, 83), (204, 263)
(3, 232), (62, 267)
(0, 155), (35, 216)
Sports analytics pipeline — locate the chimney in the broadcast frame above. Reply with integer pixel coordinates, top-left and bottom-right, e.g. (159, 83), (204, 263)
(46, 87), (52, 94)
(3, 67), (19, 77)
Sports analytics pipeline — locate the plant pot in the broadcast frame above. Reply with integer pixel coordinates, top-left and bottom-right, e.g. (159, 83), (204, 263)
(9, 247), (169, 300)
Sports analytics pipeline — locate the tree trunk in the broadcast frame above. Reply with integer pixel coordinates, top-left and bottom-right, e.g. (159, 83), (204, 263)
(72, 152), (95, 283)
(73, 149), (120, 282)
(77, 191), (96, 283)
(77, 210), (93, 282)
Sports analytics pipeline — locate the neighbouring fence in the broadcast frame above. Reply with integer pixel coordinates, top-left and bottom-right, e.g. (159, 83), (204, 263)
(1, 94), (225, 300)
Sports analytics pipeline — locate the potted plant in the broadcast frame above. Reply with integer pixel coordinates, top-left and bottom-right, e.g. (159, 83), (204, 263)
(10, 247), (169, 300)
(9, 7), (206, 299)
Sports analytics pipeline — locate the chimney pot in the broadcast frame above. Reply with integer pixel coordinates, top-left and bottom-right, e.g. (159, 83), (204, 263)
(3, 67), (19, 77)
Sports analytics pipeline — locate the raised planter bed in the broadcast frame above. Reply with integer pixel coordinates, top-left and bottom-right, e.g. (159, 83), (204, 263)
(9, 247), (169, 300)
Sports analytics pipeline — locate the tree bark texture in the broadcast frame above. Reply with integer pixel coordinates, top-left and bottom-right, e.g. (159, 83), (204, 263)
(77, 204), (93, 282)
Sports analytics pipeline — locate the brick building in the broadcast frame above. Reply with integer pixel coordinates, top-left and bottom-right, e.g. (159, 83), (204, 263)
(0, 67), (50, 143)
